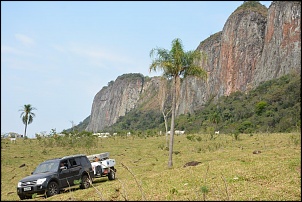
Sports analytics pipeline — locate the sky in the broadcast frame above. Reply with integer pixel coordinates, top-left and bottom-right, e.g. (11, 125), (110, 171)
(1, 1), (272, 138)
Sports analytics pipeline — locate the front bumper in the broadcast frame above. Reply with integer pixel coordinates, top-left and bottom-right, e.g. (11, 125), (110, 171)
(17, 184), (47, 196)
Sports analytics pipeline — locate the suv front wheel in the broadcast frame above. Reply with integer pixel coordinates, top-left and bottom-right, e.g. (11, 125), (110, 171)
(46, 181), (59, 197)
(18, 194), (31, 200)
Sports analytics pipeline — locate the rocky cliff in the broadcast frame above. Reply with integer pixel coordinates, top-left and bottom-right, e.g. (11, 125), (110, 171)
(86, 1), (301, 132)
(87, 74), (145, 131)
(253, 1), (301, 86)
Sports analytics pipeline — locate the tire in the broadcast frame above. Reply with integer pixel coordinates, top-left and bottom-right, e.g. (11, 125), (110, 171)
(46, 181), (59, 197)
(18, 194), (30, 200)
(80, 174), (90, 189)
(108, 167), (115, 180)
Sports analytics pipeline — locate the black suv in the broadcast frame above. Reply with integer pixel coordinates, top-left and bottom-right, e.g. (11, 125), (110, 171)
(17, 154), (94, 200)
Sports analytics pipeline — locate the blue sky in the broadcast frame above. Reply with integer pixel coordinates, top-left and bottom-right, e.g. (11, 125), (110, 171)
(1, 1), (272, 138)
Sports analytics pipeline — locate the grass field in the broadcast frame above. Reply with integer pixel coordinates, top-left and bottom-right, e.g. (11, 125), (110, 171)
(1, 132), (301, 201)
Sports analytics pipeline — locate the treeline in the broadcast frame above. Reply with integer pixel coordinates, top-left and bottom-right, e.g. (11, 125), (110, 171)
(178, 73), (301, 134)
(71, 73), (300, 135)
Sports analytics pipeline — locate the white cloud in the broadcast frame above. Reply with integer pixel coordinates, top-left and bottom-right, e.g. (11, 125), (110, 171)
(51, 43), (136, 70)
(69, 45), (134, 66)
(15, 34), (35, 47)
(44, 77), (64, 86)
(1, 45), (36, 58)
(50, 44), (66, 53)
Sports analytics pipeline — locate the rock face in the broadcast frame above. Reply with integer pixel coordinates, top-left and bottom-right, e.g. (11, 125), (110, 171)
(253, 1), (301, 86)
(87, 74), (145, 132)
(86, 74), (164, 132)
(86, 1), (301, 132)
(219, 4), (267, 96)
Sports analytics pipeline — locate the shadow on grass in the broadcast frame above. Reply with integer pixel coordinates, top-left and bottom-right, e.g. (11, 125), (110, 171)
(91, 177), (114, 185)
(61, 177), (112, 193)
(33, 178), (115, 200)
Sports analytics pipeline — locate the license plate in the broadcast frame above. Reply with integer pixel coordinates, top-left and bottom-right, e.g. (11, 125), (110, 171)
(24, 187), (31, 191)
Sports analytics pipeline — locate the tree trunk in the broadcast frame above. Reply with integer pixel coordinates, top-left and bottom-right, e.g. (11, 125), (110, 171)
(162, 111), (169, 149)
(24, 123), (28, 138)
(168, 77), (177, 168)
(159, 78), (169, 148)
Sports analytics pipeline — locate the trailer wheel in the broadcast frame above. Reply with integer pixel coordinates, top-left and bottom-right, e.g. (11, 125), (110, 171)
(108, 167), (115, 180)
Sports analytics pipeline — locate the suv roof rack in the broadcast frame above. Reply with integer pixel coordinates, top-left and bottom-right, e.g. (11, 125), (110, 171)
(61, 154), (86, 159)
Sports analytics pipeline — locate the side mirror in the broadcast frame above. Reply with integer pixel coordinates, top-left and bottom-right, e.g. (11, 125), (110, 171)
(60, 166), (67, 170)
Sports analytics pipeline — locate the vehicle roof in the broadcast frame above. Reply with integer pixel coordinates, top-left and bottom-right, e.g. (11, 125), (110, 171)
(41, 154), (87, 163)
(41, 158), (61, 163)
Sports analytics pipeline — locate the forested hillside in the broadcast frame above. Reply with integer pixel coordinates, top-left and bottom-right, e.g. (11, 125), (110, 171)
(70, 73), (300, 135)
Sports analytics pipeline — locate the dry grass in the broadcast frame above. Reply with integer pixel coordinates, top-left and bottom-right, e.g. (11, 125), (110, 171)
(1, 132), (301, 201)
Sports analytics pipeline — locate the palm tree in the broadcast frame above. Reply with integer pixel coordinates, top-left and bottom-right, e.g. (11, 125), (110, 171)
(19, 104), (37, 138)
(209, 112), (221, 128)
(149, 38), (208, 168)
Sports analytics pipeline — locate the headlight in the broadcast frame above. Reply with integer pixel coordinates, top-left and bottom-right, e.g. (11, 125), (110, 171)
(17, 182), (22, 187)
(36, 178), (47, 185)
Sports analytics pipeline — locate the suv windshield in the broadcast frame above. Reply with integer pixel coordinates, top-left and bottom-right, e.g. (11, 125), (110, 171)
(32, 161), (60, 174)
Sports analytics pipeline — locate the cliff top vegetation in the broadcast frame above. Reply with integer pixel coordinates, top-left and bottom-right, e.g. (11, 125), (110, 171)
(232, 1), (268, 17)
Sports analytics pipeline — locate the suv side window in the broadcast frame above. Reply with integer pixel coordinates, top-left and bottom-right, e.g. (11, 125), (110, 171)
(60, 160), (69, 169)
(80, 156), (90, 165)
(69, 158), (79, 167)
(74, 157), (81, 166)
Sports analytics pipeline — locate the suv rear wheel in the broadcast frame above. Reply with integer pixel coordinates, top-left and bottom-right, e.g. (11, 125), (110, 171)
(46, 181), (59, 197)
(80, 175), (90, 189)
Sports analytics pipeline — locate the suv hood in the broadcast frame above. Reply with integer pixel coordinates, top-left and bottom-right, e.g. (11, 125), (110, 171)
(19, 172), (56, 182)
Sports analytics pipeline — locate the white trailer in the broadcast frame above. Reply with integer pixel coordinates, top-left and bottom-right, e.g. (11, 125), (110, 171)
(87, 152), (116, 180)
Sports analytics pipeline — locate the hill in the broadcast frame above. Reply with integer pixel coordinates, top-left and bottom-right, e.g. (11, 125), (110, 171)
(71, 73), (300, 135)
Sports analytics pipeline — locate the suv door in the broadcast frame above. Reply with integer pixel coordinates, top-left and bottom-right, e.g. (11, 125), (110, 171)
(68, 157), (82, 183)
(58, 160), (73, 188)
